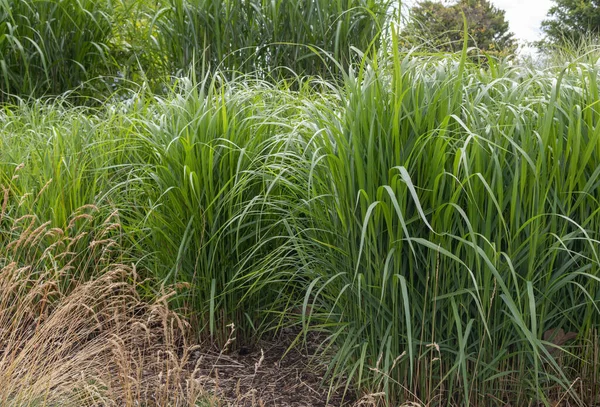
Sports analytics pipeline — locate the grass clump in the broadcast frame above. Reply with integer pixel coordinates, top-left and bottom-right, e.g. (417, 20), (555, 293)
(0, 0), (394, 100)
(285, 51), (600, 405)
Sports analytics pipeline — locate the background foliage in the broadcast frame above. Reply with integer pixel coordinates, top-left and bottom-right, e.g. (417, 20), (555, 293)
(0, 0), (392, 101)
(540, 0), (600, 45)
(0, 0), (115, 100)
(401, 0), (516, 56)
(154, 0), (391, 79)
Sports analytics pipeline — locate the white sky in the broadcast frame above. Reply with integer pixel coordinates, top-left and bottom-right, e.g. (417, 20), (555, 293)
(490, 0), (554, 43)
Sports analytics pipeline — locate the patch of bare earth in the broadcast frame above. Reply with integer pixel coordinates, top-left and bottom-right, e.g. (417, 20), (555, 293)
(187, 331), (352, 407)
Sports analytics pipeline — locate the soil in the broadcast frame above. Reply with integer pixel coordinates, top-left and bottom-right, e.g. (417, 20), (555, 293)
(187, 332), (353, 407)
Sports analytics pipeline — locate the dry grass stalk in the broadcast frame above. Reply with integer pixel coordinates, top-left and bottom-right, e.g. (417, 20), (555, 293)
(0, 197), (215, 407)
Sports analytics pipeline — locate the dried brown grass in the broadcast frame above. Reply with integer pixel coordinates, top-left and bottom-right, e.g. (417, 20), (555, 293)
(0, 186), (215, 407)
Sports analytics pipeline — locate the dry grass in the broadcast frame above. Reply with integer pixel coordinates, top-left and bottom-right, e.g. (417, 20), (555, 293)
(0, 265), (211, 407)
(0, 186), (214, 407)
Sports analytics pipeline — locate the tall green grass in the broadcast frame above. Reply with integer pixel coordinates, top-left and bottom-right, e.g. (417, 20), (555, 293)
(3, 44), (600, 405)
(0, 0), (394, 99)
(152, 0), (392, 79)
(284, 49), (600, 404)
(129, 78), (315, 338)
(0, 0), (117, 100)
(0, 79), (313, 339)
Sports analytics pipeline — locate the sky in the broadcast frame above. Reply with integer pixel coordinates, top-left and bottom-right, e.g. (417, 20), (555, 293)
(490, 0), (554, 43)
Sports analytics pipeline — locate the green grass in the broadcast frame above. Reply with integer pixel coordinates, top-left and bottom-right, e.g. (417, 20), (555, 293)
(288, 50), (600, 405)
(0, 0), (393, 101)
(152, 0), (392, 80)
(2, 9), (600, 406)
(0, 0), (116, 100)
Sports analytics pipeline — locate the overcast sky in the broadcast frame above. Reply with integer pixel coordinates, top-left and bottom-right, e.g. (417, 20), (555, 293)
(490, 0), (554, 43)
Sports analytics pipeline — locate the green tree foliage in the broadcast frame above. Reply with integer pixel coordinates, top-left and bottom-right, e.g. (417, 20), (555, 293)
(402, 0), (517, 56)
(540, 0), (600, 45)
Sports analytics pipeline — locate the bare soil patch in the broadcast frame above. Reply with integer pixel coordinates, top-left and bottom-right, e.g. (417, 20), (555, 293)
(188, 332), (352, 407)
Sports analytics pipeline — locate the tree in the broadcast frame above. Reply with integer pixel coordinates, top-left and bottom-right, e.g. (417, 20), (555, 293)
(402, 0), (517, 56)
(540, 0), (600, 45)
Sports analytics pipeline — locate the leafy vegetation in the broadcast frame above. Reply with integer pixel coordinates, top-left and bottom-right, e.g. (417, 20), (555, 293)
(154, 0), (392, 79)
(2, 1), (600, 406)
(541, 0), (600, 46)
(401, 0), (516, 56)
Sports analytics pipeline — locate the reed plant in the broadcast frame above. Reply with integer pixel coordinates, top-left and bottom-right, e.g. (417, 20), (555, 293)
(0, 0), (392, 98)
(276, 39), (600, 405)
